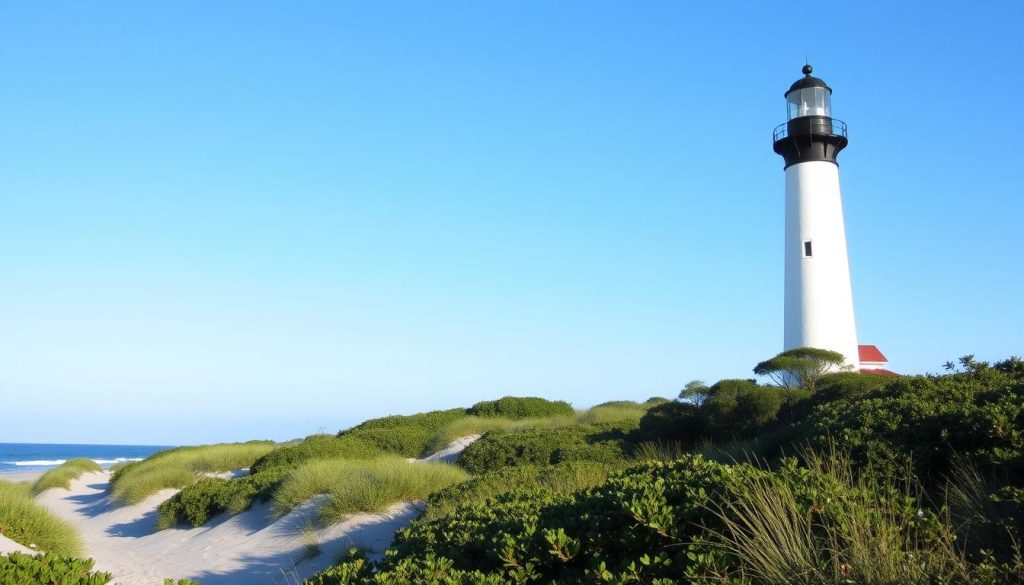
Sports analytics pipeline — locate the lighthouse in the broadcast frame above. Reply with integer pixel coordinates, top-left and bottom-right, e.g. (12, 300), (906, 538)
(773, 65), (860, 370)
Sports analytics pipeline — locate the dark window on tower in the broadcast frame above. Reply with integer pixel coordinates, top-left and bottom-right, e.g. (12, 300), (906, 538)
(804, 241), (813, 257)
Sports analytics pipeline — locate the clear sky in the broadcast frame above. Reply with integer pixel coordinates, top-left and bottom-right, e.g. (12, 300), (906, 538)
(2, 1), (1022, 445)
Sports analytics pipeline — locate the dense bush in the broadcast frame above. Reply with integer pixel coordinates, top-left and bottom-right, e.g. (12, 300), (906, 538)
(457, 424), (632, 474)
(0, 552), (112, 585)
(468, 397), (574, 420)
(422, 461), (618, 521)
(634, 401), (704, 445)
(811, 371), (896, 404)
(158, 477), (230, 528)
(800, 363), (1024, 484)
(634, 380), (809, 447)
(159, 465), (292, 528)
(305, 549), (506, 585)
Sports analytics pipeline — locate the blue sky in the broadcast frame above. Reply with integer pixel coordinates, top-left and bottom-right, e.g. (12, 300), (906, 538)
(2, 1), (1022, 444)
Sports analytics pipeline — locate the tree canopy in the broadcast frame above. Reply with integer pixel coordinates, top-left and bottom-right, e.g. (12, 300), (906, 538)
(753, 347), (850, 393)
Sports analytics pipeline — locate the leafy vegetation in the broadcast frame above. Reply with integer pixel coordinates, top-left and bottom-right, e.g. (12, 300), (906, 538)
(421, 461), (619, 522)
(0, 552), (112, 585)
(799, 356), (1024, 486)
(0, 480), (83, 556)
(31, 458), (102, 495)
(158, 459), (297, 528)
(302, 353), (1024, 584)
(468, 397), (574, 420)
(457, 423), (634, 475)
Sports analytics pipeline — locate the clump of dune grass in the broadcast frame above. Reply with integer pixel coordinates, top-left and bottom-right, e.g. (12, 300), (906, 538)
(577, 401), (653, 425)
(271, 456), (469, 525)
(632, 440), (688, 462)
(0, 480), (83, 556)
(31, 458), (103, 495)
(110, 442), (279, 505)
(705, 447), (971, 585)
(424, 414), (577, 455)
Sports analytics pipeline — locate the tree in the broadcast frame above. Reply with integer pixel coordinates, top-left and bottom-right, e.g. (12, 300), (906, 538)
(753, 347), (850, 393)
(678, 379), (710, 406)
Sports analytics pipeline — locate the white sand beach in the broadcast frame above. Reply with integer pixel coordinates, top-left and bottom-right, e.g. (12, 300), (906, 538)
(1, 437), (479, 584)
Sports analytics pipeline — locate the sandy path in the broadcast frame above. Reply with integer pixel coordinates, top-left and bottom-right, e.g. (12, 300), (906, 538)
(21, 436), (478, 584)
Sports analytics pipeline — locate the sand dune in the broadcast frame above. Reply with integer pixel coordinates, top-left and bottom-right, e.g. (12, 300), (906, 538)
(7, 436), (479, 584)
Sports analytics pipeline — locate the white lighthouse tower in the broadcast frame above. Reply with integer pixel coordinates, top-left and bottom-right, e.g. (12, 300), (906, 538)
(773, 65), (860, 370)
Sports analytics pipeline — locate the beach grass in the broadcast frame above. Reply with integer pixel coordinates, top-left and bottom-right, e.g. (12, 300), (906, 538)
(110, 442), (279, 505)
(422, 400), (661, 460)
(31, 458), (103, 495)
(423, 414), (577, 455)
(0, 479), (83, 556)
(271, 456), (469, 525)
(577, 401), (654, 425)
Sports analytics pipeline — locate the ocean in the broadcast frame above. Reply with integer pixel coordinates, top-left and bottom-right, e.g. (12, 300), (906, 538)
(0, 443), (174, 473)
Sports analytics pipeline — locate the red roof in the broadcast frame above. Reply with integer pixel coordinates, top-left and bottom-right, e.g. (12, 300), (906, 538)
(858, 344), (888, 363)
(861, 367), (900, 377)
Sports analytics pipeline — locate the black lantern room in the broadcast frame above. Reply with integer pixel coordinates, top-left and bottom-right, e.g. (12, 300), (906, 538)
(773, 65), (848, 169)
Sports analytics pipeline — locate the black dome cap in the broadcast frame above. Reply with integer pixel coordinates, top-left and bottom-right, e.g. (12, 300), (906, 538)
(786, 64), (832, 96)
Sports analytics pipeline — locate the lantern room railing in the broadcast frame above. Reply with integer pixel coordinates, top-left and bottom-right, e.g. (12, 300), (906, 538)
(773, 118), (848, 142)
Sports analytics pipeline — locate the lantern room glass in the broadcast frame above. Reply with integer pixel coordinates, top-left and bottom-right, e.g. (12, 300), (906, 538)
(786, 86), (831, 120)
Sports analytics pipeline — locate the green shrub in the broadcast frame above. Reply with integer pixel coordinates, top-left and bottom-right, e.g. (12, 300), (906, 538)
(421, 461), (619, 521)
(468, 397), (574, 420)
(811, 371), (898, 404)
(377, 456), (757, 581)
(634, 400), (704, 445)
(305, 549), (507, 585)
(0, 481), (83, 556)
(271, 456), (469, 525)
(157, 477), (231, 528)
(799, 367), (1024, 484)
(158, 467), (290, 529)
(31, 458), (102, 495)
(0, 552), (112, 585)
(109, 442), (278, 505)
(703, 379), (809, 439)
(456, 423), (632, 475)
